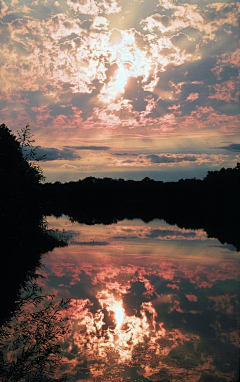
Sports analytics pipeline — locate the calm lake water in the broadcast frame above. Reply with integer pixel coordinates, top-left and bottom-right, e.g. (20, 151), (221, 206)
(2, 215), (240, 381)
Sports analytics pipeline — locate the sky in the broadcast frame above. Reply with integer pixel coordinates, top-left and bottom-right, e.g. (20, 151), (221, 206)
(0, 0), (239, 182)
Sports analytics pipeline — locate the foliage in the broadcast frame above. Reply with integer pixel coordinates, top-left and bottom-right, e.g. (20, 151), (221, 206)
(0, 124), (44, 188)
(0, 282), (70, 382)
(0, 124), (44, 224)
(17, 124), (45, 183)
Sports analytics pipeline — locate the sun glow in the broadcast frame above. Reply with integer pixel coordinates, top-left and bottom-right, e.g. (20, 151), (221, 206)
(99, 63), (128, 103)
(99, 29), (153, 103)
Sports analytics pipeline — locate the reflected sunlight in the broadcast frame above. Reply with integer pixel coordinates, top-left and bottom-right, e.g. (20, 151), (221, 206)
(67, 287), (183, 367)
(98, 289), (125, 329)
(35, 216), (240, 381)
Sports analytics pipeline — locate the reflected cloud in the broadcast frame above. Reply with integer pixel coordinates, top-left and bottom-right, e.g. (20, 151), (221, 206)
(46, 216), (209, 248)
(42, 254), (239, 380)
(2, 216), (237, 381)
(36, 217), (239, 380)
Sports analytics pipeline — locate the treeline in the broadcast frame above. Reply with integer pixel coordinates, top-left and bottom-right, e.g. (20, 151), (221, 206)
(40, 164), (240, 250)
(40, 165), (240, 218)
(1, 122), (239, 253)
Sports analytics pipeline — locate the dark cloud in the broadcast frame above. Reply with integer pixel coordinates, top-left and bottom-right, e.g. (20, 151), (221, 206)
(22, 146), (81, 161)
(50, 105), (74, 117)
(113, 231), (197, 240)
(64, 145), (110, 151)
(214, 144), (240, 152)
(113, 152), (139, 157)
(147, 154), (198, 164)
(180, 83), (208, 102)
(146, 229), (197, 239)
(200, 27), (240, 58)
(112, 236), (139, 240)
(59, 33), (79, 44)
(122, 159), (135, 164)
(218, 66), (239, 81)
(69, 80), (103, 120)
(148, 56), (235, 118)
(149, 98), (176, 119)
(124, 76), (153, 112)
(71, 241), (109, 246)
(211, 244), (237, 252)
(217, 102), (240, 116)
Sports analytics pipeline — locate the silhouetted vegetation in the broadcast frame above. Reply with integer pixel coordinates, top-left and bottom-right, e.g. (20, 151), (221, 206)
(0, 281), (69, 382)
(0, 124), (67, 325)
(1, 123), (239, 252)
(0, 124), (44, 222)
(40, 165), (240, 250)
(1, 122), (239, 253)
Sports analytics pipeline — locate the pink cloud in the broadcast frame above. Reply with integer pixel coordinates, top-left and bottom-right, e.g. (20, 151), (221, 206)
(186, 93), (199, 102)
(209, 81), (240, 103)
(185, 294), (198, 302)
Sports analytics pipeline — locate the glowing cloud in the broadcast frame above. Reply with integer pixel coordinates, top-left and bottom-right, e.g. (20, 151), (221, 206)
(0, 0), (239, 180)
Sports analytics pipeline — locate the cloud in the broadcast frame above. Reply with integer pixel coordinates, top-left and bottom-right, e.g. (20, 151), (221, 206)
(64, 145), (110, 151)
(112, 152), (139, 157)
(22, 146), (81, 161)
(60, 164), (78, 169)
(71, 241), (109, 246)
(147, 154), (198, 164)
(0, 0), (240, 170)
(0, 0), (8, 18)
(113, 230), (197, 240)
(109, 151), (232, 170)
(186, 93), (199, 102)
(214, 144), (240, 152)
(146, 229), (197, 239)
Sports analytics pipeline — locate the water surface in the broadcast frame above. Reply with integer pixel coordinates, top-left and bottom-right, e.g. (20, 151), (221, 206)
(36, 216), (239, 381)
(2, 216), (240, 381)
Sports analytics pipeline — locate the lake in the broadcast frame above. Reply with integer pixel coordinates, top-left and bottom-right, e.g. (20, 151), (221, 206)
(1, 215), (239, 381)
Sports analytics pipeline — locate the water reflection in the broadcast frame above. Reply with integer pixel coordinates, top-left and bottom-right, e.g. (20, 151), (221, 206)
(34, 216), (239, 381)
(0, 281), (69, 382)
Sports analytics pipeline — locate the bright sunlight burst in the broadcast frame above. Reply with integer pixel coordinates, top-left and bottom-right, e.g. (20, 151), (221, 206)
(98, 29), (152, 103)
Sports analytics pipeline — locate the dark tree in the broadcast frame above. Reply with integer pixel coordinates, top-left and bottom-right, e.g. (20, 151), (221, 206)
(0, 124), (44, 222)
(0, 124), (67, 325)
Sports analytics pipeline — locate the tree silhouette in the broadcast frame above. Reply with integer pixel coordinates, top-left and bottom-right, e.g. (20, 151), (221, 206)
(0, 124), (44, 188)
(0, 124), (68, 326)
(17, 124), (45, 181)
(0, 123), (44, 226)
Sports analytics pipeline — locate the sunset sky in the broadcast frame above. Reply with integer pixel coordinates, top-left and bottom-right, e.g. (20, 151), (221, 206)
(0, 0), (239, 182)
